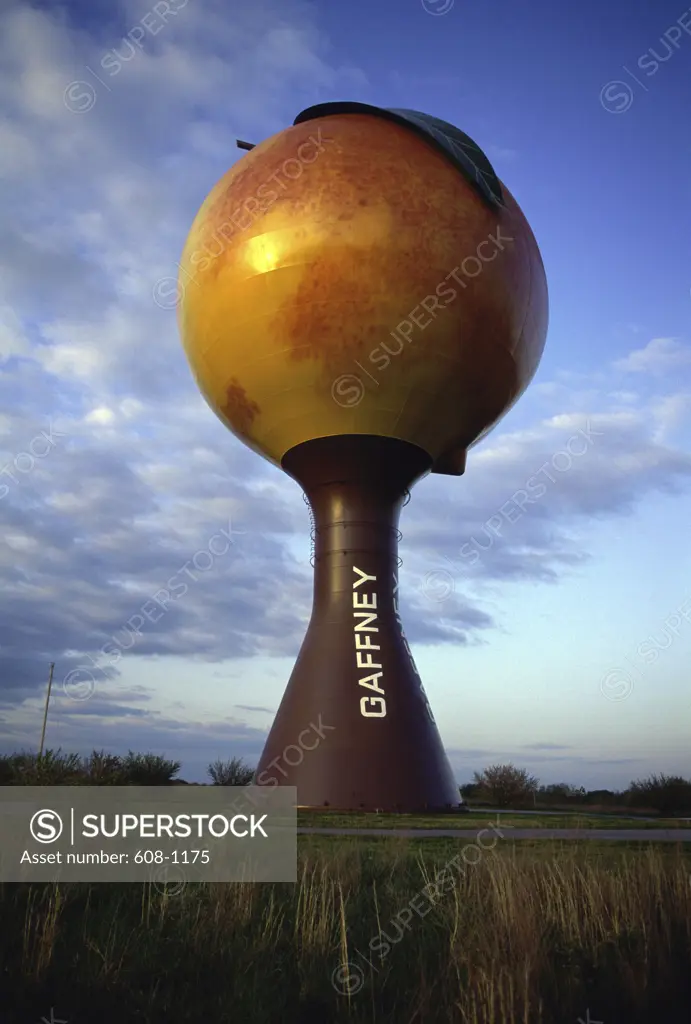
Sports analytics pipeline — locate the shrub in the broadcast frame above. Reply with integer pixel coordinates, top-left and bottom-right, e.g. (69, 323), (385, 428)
(81, 750), (127, 785)
(207, 756), (255, 786)
(0, 754), (20, 784)
(585, 788), (622, 806)
(7, 749), (83, 785)
(474, 763), (539, 808)
(121, 752), (181, 785)
(626, 773), (691, 816)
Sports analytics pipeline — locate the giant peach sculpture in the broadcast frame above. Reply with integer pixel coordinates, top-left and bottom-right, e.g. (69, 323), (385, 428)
(177, 102), (548, 810)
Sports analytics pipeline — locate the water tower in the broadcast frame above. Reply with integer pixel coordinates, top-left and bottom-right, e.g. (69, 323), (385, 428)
(177, 102), (548, 810)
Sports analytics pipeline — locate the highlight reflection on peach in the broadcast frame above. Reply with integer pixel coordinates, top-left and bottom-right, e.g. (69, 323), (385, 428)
(178, 112), (548, 471)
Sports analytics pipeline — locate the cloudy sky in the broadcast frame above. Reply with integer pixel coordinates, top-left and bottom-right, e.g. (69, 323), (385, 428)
(1, 0), (690, 788)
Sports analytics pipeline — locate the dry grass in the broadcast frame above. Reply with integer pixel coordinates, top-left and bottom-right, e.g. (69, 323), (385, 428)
(0, 839), (689, 1023)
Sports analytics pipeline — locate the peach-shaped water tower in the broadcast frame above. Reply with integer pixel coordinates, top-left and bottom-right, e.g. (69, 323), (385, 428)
(177, 102), (548, 810)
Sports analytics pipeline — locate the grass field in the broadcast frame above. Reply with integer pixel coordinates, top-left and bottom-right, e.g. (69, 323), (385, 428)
(297, 809), (691, 830)
(1, 835), (690, 1024)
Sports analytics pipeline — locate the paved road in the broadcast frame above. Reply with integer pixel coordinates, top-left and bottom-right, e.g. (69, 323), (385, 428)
(299, 827), (691, 841)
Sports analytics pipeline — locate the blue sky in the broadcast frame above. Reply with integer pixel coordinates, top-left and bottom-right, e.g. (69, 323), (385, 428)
(0, 0), (690, 788)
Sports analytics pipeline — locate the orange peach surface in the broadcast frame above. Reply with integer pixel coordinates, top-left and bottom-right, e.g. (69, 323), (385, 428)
(177, 114), (548, 468)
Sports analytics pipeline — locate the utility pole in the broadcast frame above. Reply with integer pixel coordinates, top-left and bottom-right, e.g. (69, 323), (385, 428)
(38, 662), (55, 758)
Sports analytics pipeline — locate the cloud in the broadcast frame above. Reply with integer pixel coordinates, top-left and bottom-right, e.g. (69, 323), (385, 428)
(0, 0), (369, 715)
(486, 144), (518, 163)
(408, 406), (691, 598)
(650, 393), (691, 441)
(614, 337), (691, 375)
(522, 743), (572, 750)
(446, 748), (497, 762)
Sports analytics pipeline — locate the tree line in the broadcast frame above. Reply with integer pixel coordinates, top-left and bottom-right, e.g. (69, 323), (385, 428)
(2, 751), (690, 816)
(0, 749), (255, 786)
(466, 763), (691, 816)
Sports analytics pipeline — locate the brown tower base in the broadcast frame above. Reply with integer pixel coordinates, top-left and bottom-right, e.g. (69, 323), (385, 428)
(254, 435), (461, 811)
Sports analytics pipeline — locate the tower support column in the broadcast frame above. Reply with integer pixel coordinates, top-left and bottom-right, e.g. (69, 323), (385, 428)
(254, 435), (460, 811)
